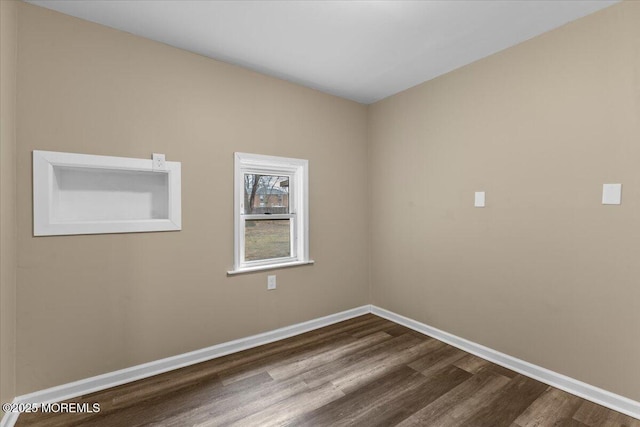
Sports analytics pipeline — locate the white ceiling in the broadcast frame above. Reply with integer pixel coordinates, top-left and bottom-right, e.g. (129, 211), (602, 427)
(27, 0), (619, 104)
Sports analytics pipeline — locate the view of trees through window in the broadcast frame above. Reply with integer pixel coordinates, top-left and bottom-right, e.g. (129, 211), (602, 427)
(243, 174), (292, 261)
(243, 174), (289, 214)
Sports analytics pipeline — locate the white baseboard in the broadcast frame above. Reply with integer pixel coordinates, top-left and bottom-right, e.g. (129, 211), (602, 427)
(2, 304), (638, 427)
(0, 412), (18, 427)
(370, 305), (640, 421)
(0, 305), (370, 427)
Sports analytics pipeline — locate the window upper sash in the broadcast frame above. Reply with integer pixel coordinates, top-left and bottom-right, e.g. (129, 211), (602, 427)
(242, 214), (294, 220)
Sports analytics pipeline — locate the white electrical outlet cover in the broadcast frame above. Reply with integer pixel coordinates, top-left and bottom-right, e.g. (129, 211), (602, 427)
(267, 275), (276, 290)
(602, 184), (622, 205)
(152, 153), (166, 171)
(474, 191), (485, 208)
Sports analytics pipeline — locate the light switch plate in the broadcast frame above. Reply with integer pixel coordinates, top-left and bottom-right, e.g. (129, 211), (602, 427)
(602, 184), (622, 205)
(474, 191), (485, 208)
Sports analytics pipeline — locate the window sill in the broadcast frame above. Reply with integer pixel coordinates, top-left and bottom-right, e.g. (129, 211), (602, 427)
(227, 260), (315, 276)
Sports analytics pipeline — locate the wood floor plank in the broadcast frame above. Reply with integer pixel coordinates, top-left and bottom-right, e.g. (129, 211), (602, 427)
(330, 336), (441, 393)
(290, 364), (472, 427)
(84, 371), (272, 427)
(512, 419), (591, 427)
(322, 315), (392, 337)
(291, 366), (423, 427)
(178, 314), (387, 387)
(15, 314), (640, 427)
(224, 381), (344, 427)
(359, 365), (473, 427)
(396, 367), (511, 427)
(17, 370), (266, 427)
(218, 331), (358, 385)
(453, 353), (491, 374)
(145, 377), (311, 427)
(512, 387), (583, 427)
(573, 401), (640, 427)
(268, 330), (391, 380)
(486, 362), (519, 379)
(458, 374), (549, 427)
(409, 344), (468, 378)
(379, 324), (416, 337)
(301, 332), (425, 388)
(17, 366), (222, 426)
(349, 319), (399, 338)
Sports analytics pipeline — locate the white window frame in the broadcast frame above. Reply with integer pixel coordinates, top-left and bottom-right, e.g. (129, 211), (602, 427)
(229, 152), (313, 274)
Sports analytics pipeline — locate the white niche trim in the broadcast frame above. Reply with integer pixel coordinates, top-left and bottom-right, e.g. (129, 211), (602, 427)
(33, 150), (181, 236)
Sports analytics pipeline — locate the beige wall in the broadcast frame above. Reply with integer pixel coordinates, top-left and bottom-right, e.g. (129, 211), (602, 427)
(369, 1), (640, 401)
(15, 3), (369, 394)
(1, 0), (18, 410)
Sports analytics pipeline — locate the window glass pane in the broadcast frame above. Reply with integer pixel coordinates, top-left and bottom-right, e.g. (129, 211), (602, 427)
(244, 219), (291, 261)
(243, 174), (289, 214)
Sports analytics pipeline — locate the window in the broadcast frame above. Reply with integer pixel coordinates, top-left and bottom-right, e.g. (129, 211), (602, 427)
(230, 152), (312, 273)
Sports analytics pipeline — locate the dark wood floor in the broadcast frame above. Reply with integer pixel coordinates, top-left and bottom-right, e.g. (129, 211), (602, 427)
(16, 314), (640, 427)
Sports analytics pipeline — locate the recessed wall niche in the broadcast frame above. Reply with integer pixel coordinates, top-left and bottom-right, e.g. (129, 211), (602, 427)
(33, 150), (181, 236)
